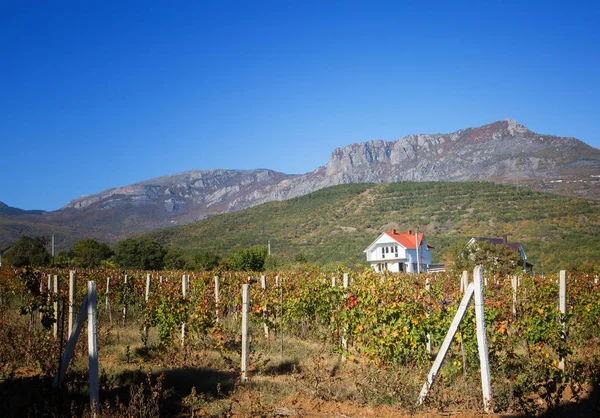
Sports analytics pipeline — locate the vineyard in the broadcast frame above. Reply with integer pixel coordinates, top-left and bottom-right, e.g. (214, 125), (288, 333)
(0, 266), (599, 417)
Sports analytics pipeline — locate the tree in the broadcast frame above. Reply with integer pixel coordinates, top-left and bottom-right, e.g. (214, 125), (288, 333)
(163, 247), (186, 270)
(113, 238), (166, 270)
(70, 238), (113, 268)
(4, 236), (50, 267)
(227, 246), (268, 271)
(191, 251), (221, 271)
(451, 240), (522, 276)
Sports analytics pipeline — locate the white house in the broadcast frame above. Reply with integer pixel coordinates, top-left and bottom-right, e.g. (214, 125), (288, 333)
(364, 229), (434, 273)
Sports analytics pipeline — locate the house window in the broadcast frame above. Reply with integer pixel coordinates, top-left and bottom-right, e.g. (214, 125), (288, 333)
(381, 247), (385, 258)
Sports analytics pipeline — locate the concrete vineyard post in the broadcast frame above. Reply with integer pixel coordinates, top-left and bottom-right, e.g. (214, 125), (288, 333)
(277, 275), (283, 360)
(331, 276), (336, 287)
(241, 284), (250, 383)
(474, 266), (492, 412)
(559, 270), (567, 372)
(122, 274), (128, 325)
(261, 275), (269, 339)
(144, 274), (151, 342)
(425, 277), (432, 356)
(105, 277), (112, 324)
(181, 274), (188, 346)
(68, 271), (75, 337)
(53, 275), (59, 339)
(342, 273), (349, 351)
(87, 281), (99, 414)
(511, 275), (518, 319)
(214, 276), (220, 323)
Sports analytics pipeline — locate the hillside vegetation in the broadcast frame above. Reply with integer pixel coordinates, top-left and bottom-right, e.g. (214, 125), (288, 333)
(146, 181), (600, 273)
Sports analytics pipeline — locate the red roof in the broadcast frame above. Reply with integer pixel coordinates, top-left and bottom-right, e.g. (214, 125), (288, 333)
(384, 230), (433, 250)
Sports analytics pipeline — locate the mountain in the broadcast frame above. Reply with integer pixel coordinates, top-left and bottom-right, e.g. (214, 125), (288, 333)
(144, 181), (600, 273)
(1, 119), (599, 250)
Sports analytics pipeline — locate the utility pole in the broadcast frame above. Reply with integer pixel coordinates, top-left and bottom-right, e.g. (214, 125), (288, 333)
(52, 234), (55, 266)
(268, 240), (271, 256)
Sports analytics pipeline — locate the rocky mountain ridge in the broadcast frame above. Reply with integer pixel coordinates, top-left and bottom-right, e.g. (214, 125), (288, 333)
(2, 119), (599, 250)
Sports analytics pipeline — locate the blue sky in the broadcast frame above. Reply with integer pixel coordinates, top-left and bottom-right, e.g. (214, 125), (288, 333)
(1, 0), (599, 210)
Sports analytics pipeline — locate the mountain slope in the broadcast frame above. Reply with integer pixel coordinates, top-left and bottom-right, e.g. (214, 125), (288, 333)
(146, 181), (600, 273)
(1, 119), (599, 250)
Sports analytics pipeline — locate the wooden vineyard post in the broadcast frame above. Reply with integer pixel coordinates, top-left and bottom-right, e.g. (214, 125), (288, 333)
(241, 284), (250, 383)
(87, 281), (99, 414)
(474, 266), (492, 412)
(122, 274), (128, 326)
(53, 275), (59, 339)
(559, 270), (567, 372)
(181, 274), (188, 347)
(68, 271), (75, 337)
(261, 275), (269, 339)
(214, 276), (220, 323)
(144, 274), (151, 342)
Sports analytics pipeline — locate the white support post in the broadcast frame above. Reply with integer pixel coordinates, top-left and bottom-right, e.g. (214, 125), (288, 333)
(418, 283), (475, 405)
(181, 274), (188, 346)
(278, 276), (283, 360)
(511, 275), (518, 319)
(105, 277), (112, 324)
(68, 271), (75, 337)
(425, 277), (432, 356)
(122, 274), (128, 326)
(214, 276), (220, 323)
(53, 275), (59, 339)
(331, 276), (336, 287)
(87, 281), (99, 413)
(261, 275), (269, 339)
(474, 266), (492, 413)
(241, 284), (250, 383)
(559, 270), (567, 372)
(144, 274), (151, 342)
(342, 273), (349, 351)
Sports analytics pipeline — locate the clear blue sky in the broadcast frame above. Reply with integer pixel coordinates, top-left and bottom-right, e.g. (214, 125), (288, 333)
(1, 0), (599, 210)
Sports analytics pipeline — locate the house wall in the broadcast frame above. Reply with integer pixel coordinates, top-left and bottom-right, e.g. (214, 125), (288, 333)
(366, 235), (407, 262)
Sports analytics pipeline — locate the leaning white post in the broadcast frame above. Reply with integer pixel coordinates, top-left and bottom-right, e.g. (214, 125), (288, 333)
(418, 282), (475, 405)
(474, 266), (492, 412)
(53, 293), (88, 389)
(241, 284), (250, 382)
(68, 271), (75, 336)
(87, 281), (99, 413)
(559, 270), (567, 372)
